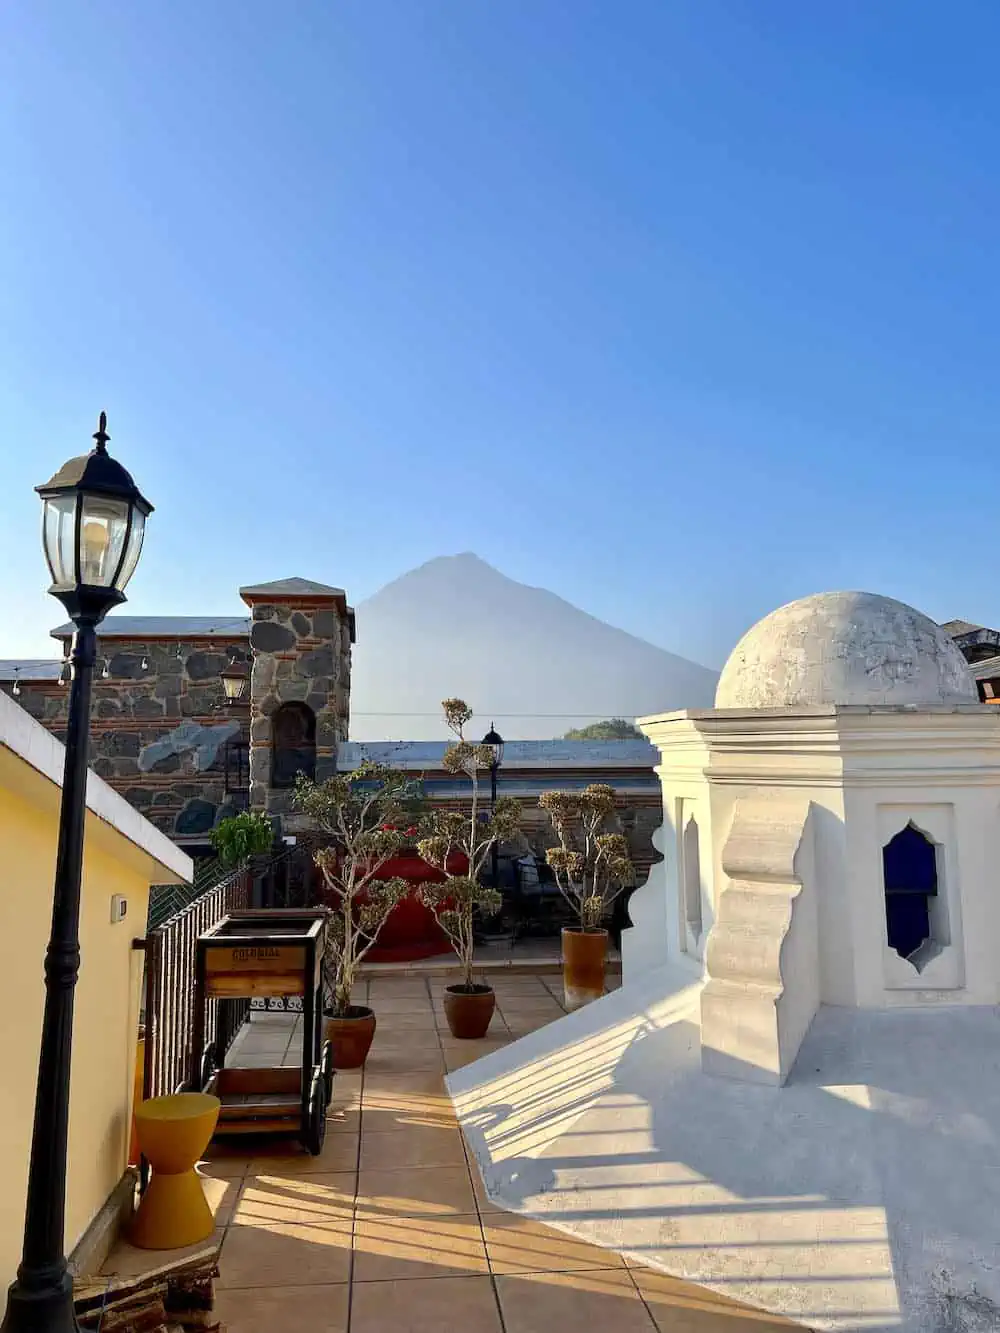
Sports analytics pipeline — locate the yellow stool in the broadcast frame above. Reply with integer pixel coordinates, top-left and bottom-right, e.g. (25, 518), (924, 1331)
(131, 1093), (221, 1250)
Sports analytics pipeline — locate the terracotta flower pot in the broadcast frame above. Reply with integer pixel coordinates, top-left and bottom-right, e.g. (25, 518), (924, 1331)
(443, 984), (496, 1039)
(325, 1006), (377, 1069)
(562, 927), (608, 1010)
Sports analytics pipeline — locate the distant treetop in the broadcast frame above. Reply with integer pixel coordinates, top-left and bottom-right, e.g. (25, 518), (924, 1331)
(563, 718), (643, 741)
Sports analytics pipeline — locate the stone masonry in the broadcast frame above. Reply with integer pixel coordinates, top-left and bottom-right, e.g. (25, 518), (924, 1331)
(7, 634), (251, 839)
(240, 578), (354, 817)
(1, 576), (356, 843)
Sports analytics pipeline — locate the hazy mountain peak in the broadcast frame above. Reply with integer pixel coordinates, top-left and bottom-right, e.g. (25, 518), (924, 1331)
(350, 555), (717, 741)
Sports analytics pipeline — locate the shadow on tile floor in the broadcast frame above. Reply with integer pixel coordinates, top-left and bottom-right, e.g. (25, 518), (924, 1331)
(104, 971), (798, 1333)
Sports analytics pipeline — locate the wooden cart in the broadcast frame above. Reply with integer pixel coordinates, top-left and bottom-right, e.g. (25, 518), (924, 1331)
(192, 909), (334, 1156)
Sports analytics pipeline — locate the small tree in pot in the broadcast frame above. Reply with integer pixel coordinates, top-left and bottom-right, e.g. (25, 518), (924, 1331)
(539, 784), (634, 1009)
(209, 810), (275, 869)
(293, 761), (423, 1067)
(417, 699), (523, 1038)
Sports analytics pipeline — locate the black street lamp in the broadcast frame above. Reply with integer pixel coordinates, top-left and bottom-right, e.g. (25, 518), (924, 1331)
(2, 414), (152, 1333)
(482, 724), (504, 887)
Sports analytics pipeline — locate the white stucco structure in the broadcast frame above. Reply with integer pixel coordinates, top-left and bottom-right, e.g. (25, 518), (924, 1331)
(450, 592), (1000, 1332)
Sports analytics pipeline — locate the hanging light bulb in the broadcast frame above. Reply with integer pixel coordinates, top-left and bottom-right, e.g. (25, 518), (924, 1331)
(101, 659), (110, 679)
(12, 670), (21, 697)
(140, 655), (149, 671)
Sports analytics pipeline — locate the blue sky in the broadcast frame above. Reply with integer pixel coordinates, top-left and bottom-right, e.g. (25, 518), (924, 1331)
(1, 1), (998, 669)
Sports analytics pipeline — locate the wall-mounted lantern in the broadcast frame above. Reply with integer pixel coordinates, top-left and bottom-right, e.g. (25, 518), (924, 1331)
(220, 656), (250, 705)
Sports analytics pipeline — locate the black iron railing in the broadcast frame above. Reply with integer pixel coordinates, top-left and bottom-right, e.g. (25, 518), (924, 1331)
(255, 841), (317, 910)
(142, 864), (251, 1101)
(147, 854), (228, 932)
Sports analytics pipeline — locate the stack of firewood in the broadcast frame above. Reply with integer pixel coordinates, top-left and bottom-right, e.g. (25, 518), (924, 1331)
(74, 1246), (221, 1333)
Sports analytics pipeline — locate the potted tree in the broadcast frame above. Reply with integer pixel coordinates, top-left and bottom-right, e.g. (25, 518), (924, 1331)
(292, 761), (422, 1068)
(209, 810), (275, 868)
(417, 699), (523, 1038)
(539, 784), (634, 1009)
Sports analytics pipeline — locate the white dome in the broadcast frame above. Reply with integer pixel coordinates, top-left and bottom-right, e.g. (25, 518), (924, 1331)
(716, 591), (978, 710)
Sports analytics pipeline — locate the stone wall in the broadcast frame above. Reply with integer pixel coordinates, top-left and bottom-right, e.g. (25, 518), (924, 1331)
(244, 593), (352, 816)
(420, 794), (662, 883)
(4, 636), (251, 840)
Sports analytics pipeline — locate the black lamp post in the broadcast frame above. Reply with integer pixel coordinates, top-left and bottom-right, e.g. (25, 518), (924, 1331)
(482, 723), (504, 887)
(2, 414), (152, 1333)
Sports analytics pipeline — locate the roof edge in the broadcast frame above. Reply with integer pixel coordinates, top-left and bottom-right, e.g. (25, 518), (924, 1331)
(0, 690), (192, 883)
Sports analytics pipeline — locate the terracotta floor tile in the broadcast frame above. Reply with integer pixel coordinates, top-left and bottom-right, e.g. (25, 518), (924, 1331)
(353, 1214), (488, 1281)
(632, 1268), (799, 1330)
(212, 971), (758, 1333)
(440, 1034), (510, 1052)
(218, 1216), (352, 1288)
(201, 1172), (242, 1225)
(360, 1122), (467, 1171)
(329, 1069), (363, 1099)
(326, 1102), (362, 1133)
(496, 1269), (657, 1331)
(503, 1016), (558, 1037)
(364, 1048), (447, 1074)
(362, 1099), (457, 1133)
(237, 1035), (293, 1055)
(216, 1282), (349, 1333)
(199, 1150), (251, 1178)
(371, 1024), (442, 1045)
(356, 1164), (476, 1218)
(246, 1131), (359, 1175)
(349, 1274), (503, 1333)
(483, 1214), (627, 1275)
(443, 1040), (512, 1072)
(362, 1070), (449, 1101)
(491, 978), (552, 994)
(494, 995), (566, 1013)
(235, 1049), (292, 1069)
(372, 997), (436, 1015)
(236, 1172), (356, 1224)
(367, 980), (432, 999)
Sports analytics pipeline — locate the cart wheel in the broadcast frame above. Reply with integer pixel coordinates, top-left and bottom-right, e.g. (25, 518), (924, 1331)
(321, 1040), (335, 1104)
(199, 1042), (217, 1090)
(304, 1069), (327, 1156)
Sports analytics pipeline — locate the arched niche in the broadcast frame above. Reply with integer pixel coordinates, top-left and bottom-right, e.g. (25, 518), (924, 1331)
(271, 702), (316, 788)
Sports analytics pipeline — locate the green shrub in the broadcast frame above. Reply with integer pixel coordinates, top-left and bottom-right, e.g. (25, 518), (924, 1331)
(209, 811), (275, 867)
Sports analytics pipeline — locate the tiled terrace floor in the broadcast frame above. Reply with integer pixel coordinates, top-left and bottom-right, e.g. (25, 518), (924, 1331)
(105, 971), (796, 1332)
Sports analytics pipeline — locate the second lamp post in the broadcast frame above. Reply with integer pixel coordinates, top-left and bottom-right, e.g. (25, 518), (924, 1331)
(481, 723), (504, 887)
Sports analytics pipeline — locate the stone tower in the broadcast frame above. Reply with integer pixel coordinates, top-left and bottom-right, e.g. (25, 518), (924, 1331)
(239, 578), (354, 817)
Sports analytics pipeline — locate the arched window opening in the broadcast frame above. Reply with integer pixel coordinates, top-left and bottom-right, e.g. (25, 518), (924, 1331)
(882, 822), (945, 968)
(271, 703), (316, 788)
(682, 811), (703, 954)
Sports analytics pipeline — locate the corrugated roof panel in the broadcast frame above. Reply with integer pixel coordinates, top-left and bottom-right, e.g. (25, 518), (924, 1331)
(50, 615), (251, 640)
(0, 660), (63, 681)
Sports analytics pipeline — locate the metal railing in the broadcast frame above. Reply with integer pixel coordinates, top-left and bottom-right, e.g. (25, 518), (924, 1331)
(147, 855), (229, 932)
(142, 864), (251, 1101)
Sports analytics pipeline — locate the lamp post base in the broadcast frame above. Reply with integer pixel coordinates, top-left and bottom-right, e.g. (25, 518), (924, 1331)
(1, 1271), (78, 1333)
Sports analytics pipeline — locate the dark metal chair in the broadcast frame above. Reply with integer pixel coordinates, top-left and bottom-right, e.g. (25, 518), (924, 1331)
(507, 855), (566, 948)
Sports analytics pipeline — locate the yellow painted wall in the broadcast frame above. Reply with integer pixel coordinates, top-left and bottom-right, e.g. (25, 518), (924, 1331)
(0, 762), (153, 1290)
